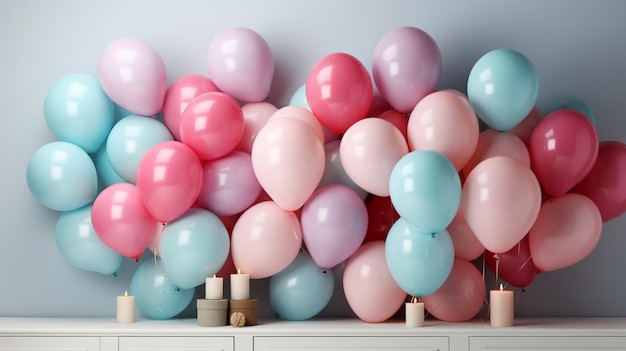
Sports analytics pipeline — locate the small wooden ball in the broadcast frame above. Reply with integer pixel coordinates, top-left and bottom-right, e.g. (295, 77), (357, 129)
(230, 311), (246, 327)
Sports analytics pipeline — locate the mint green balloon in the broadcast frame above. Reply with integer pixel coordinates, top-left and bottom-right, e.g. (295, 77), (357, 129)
(548, 97), (596, 126)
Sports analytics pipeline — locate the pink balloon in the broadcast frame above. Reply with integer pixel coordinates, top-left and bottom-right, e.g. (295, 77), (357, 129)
(136, 141), (203, 223)
(372, 26), (442, 113)
(447, 207), (485, 261)
(268, 105), (324, 143)
(343, 241), (407, 323)
(231, 201), (303, 279)
(207, 27), (274, 102)
(251, 118), (325, 211)
(197, 151), (262, 217)
(301, 185), (367, 268)
(423, 258), (486, 322)
(237, 102), (278, 154)
(162, 74), (220, 141)
(340, 118), (409, 197)
(97, 38), (166, 116)
(509, 106), (543, 146)
(377, 110), (408, 142)
(462, 129), (530, 177)
(462, 156), (542, 253)
(529, 109), (599, 197)
(408, 90), (479, 171)
(91, 183), (156, 259)
(485, 236), (539, 288)
(529, 193), (602, 272)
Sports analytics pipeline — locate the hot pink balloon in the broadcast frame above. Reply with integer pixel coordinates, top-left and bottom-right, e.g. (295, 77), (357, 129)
(207, 27), (274, 102)
(377, 110), (408, 142)
(509, 106), (543, 146)
(136, 141), (203, 223)
(97, 38), (166, 116)
(372, 26), (442, 113)
(447, 207), (485, 261)
(237, 102), (278, 154)
(462, 129), (530, 177)
(268, 105), (324, 143)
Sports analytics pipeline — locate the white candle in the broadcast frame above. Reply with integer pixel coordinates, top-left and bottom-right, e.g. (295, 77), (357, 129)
(405, 298), (424, 327)
(490, 284), (514, 327)
(205, 274), (224, 300)
(116, 291), (135, 324)
(230, 269), (250, 300)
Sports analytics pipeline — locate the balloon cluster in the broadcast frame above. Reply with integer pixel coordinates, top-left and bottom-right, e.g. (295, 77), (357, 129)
(27, 26), (626, 322)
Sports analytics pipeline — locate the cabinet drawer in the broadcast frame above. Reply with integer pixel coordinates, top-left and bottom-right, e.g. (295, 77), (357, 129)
(470, 336), (626, 351)
(254, 336), (449, 351)
(119, 336), (234, 351)
(0, 337), (100, 351)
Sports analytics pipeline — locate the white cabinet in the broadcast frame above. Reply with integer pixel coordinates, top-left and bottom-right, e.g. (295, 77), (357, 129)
(0, 336), (100, 351)
(119, 336), (233, 351)
(470, 336), (626, 351)
(254, 336), (449, 351)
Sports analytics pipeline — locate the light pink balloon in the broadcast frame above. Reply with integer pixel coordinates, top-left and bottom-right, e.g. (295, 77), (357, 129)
(268, 106), (324, 144)
(408, 90), (479, 171)
(231, 201), (303, 279)
(462, 156), (542, 254)
(251, 118), (325, 211)
(529, 193), (602, 272)
(340, 118), (408, 197)
(343, 241), (407, 323)
(447, 207), (485, 261)
(97, 38), (166, 116)
(207, 27), (274, 102)
(237, 102), (278, 154)
(462, 129), (530, 177)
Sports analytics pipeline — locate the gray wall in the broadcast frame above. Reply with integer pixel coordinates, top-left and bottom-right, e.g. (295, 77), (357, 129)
(1, 0), (625, 318)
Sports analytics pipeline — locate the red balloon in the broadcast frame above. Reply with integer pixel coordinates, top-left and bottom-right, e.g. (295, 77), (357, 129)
(368, 91), (392, 117)
(363, 196), (400, 243)
(377, 110), (408, 142)
(485, 236), (539, 288)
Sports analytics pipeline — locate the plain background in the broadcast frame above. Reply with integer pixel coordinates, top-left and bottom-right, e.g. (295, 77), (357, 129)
(1, 0), (625, 318)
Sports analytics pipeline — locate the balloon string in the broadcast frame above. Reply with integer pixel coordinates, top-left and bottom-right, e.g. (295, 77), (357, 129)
(494, 253), (500, 290)
(516, 256), (533, 273)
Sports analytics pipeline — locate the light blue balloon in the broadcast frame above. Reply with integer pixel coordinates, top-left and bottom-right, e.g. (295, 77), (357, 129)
(94, 143), (125, 187)
(55, 204), (123, 275)
(548, 97), (596, 126)
(467, 49), (539, 131)
(269, 251), (334, 320)
(44, 73), (115, 154)
(317, 140), (368, 200)
(26, 141), (98, 211)
(159, 208), (230, 289)
(385, 218), (454, 297)
(288, 83), (310, 109)
(130, 259), (194, 320)
(106, 115), (173, 183)
(389, 150), (461, 234)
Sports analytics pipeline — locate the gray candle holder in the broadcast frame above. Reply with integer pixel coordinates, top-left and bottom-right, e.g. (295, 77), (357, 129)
(197, 299), (228, 327)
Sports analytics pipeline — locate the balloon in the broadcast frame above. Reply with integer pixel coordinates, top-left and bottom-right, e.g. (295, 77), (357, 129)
(106, 115), (174, 184)
(97, 38), (167, 116)
(462, 156), (541, 254)
(55, 204), (123, 275)
(179, 92), (244, 160)
(467, 49), (539, 131)
(237, 101), (278, 154)
(462, 129), (530, 177)
(251, 117), (324, 211)
(447, 207), (485, 261)
(91, 183), (156, 259)
(340, 118), (408, 197)
(44, 73), (115, 154)
(269, 251), (334, 321)
(372, 26), (442, 113)
(146, 222), (165, 256)
(385, 218), (455, 297)
(269, 105), (324, 144)
(197, 151), (262, 217)
(130, 259), (195, 320)
(509, 106), (543, 146)
(231, 201), (303, 279)
(94, 144), (125, 187)
(301, 185), (368, 268)
(289, 83), (310, 109)
(159, 208), (230, 289)
(162, 74), (220, 141)
(317, 140), (368, 200)
(368, 90), (393, 117)
(306, 52), (372, 134)
(423, 258), (486, 322)
(529, 109), (599, 197)
(377, 110), (408, 142)
(408, 90), (479, 171)
(529, 193), (602, 272)
(136, 141), (203, 223)
(485, 236), (539, 288)
(389, 150), (461, 233)
(207, 27), (274, 102)
(364, 195), (399, 243)
(343, 241), (407, 323)
(26, 141), (98, 211)
(548, 97), (596, 126)
(572, 141), (626, 221)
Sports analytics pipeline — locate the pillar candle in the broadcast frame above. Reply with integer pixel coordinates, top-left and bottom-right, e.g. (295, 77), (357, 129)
(205, 274), (223, 300)
(116, 291), (135, 324)
(230, 269), (250, 300)
(405, 298), (424, 327)
(490, 284), (514, 327)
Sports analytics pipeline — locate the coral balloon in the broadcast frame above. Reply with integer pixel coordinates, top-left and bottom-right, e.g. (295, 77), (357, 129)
(364, 195), (400, 243)
(462, 129), (530, 177)
(485, 235), (539, 288)
(447, 207), (485, 261)
(237, 102), (278, 154)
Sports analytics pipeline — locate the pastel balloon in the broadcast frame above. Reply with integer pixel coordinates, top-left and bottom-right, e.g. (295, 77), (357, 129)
(231, 201), (303, 279)
(94, 144), (125, 187)
(467, 49), (539, 131)
(462, 156), (541, 253)
(44, 73), (115, 154)
(55, 204), (123, 275)
(207, 27), (274, 102)
(509, 106), (543, 146)
(97, 38), (167, 116)
(306, 52), (373, 134)
(318, 140), (368, 200)
(529, 109), (599, 197)
(485, 235), (539, 288)
(364, 195), (399, 243)
(237, 101), (278, 154)
(548, 97), (596, 126)
(27, 141), (98, 212)
(462, 129), (530, 177)
(447, 207), (485, 261)
(372, 26), (442, 113)
(289, 83), (310, 109)
(269, 105), (324, 143)
(377, 110), (408, 142)
(136, 141), (203, 223)
(343, 241), (407, 323)
(340, 118), (408, 197)
(529, 193), (602, 272)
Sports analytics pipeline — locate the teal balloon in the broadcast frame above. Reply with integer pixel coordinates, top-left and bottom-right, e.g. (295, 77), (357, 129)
(159, 208), (230, 289)
(44, 73), (115, 154)
(94, 144), (125, 187)
(389, 150), (461, 234)
(288, 83), (310, 109)
(130, 259), (194, 320)
(269, 251), (334, 320)
(385, 218), (454, 297)
(467, 49), (539, 131)
(548, 97), (596, 126)
(55, 204), (123, 275)
(26, 141), (98, 211)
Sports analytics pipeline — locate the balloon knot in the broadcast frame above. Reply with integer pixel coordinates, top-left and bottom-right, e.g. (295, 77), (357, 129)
(493, 253), (499, 260)
(135, 257), (139, 263)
